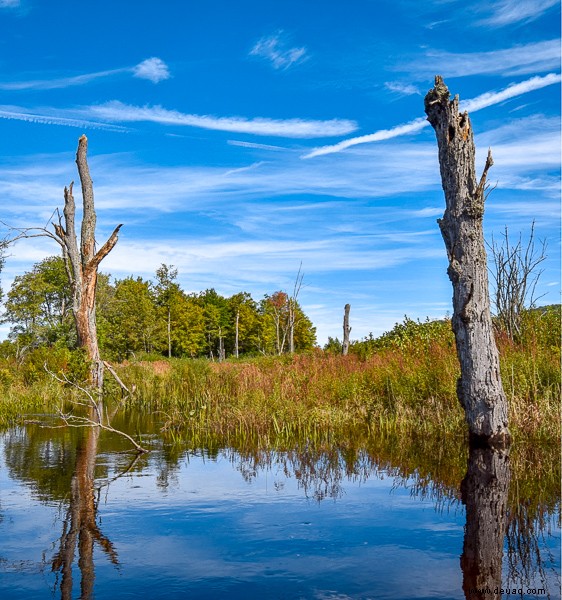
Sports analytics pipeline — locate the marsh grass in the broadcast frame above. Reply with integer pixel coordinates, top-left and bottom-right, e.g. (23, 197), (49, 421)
(0, 308), (559, 444)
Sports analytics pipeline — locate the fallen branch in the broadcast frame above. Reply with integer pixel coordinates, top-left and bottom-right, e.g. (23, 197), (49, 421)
(38, 364), (149, 454)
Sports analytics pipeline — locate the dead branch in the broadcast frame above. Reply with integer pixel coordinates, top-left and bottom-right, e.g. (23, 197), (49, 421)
(40, 364), (149, 454)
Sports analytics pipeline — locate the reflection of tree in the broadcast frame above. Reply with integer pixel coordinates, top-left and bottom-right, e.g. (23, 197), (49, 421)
(460, 443), (510, 599)
(51, 407), (118, 599)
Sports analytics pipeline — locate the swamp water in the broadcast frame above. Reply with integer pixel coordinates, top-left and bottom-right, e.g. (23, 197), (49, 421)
(0, 414), (559, 600)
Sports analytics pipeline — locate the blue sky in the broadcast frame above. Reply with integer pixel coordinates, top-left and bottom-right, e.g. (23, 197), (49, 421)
(0, 0), (559, 344)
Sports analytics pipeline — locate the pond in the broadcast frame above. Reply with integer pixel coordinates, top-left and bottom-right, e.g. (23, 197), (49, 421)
(0, 415), (559, 600)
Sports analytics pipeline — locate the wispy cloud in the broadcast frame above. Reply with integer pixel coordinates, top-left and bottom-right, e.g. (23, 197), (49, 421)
(304, 119), (430, 158)
(385, 81), (421, 96)
(401, 39), (560, 77)
(461, 73), (561, 112)
(0, 104), (128, 131)
(0, 0), (20, 6)
(0, 57), (170, 90)
(478, 0), (559, 26)
(131, 57), (171, 83)
(250, 31), (308, 70)
(84, 101), (357, 138)
(0, 69), (128, 91)
(227, 140), (288, 151)
(304, 73), (561, 158)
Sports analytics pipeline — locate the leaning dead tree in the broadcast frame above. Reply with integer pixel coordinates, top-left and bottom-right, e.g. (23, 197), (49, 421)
(342, 304), (351, 356)
(10, 136), (122, 388)
(424, 76), (509, 444)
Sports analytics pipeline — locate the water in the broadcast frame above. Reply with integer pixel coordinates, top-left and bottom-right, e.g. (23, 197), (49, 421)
(0, 422), (559, 599)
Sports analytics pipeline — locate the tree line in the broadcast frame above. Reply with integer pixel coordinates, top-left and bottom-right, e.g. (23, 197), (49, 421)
(2, 256), (317, 361)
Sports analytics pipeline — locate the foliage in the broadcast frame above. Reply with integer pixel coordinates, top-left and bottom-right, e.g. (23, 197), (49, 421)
(2, 256), (74, 347)
(350, 316), (454, 359)
(3, 259), (317, 360)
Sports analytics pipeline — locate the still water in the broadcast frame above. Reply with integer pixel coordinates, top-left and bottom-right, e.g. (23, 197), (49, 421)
(0, 421), (559, 600)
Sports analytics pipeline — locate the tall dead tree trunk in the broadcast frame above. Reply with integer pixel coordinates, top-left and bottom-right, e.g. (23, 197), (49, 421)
(424, 76), (509, 444)
(53, 135), (122, 388)
(342, 303), (351, 356)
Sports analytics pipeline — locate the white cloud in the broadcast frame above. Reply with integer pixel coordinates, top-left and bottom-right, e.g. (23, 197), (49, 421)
(478, 0), (559, 26)
(0, 0), (20, 6)
(0, 104), (128, 131)
(0, 68), (127, 91)
(131, 57), (171, 83)
(303, 118), (430, 158)
(250, 32), (307, 70)
(305, 73), (561, 158)
(85, 101), (357, 138)
(461, 73), (562, 112)
(0, 57), (170, 90)
(402, 39), (560, 77)
(385, 81), (421, 96)
(227, 140), (288, 151)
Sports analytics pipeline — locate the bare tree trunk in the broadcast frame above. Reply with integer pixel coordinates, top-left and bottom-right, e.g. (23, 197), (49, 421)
(342, 303), (351, 356)
(235, 309), (239, 358)
(424, 76), (509, 443)
(53, 136), (122, 388)
(218, 326), (225, 362)
(167, 306), (172, 358)
(288, 264), (304, 354)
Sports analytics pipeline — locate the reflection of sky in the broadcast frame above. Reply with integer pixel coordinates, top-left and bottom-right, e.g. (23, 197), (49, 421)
(0, 442), (560, 600)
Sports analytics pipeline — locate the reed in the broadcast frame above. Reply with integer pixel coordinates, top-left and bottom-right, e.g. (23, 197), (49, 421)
(0, 308), (559, 443)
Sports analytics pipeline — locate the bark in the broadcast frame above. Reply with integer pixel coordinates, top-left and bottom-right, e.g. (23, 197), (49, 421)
(342, 303), (351, 356)
(424, 76), (509, 443)
(235, 309), (240, 358)
(167, 306), (172, 358)
(460, 443), (510, 599)
(54, 136), (122, 388)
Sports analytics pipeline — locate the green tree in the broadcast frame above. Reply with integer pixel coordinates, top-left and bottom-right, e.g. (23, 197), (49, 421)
(3, 256), (74, 347)
(155, 264), (181, 358)
(197, 289), (230, 360)
(104, 277), (163, 360)
(258, 292), (316, 355)
(227, 292), (259, 357)
(169, 292), (206, 357)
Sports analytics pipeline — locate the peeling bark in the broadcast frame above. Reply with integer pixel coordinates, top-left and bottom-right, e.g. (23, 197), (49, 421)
(424, 76), (509, 443)
(54, 136), (122, 388)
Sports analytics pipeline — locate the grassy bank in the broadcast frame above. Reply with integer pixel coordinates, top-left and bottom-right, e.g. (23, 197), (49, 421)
(0, 308), (559, 444)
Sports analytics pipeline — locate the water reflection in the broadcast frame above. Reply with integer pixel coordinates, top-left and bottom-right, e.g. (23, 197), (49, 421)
(51, 415), (117, 599)
(0, 423), (559, 599)
(460, 443), (511, 599)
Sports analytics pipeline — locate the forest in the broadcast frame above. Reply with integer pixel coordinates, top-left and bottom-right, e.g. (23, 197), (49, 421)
(1, 256), (316, 362)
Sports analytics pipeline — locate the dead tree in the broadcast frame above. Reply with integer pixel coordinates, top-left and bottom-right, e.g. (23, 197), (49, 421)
(488, 221), (547, 340)
(53, 136), (122, 387)
(8, 135), (122, 388)
(342, 304), (351, 356)
(7, 136), (122, 387)
(288, 263), (304, 354)
(424, 76), (509, 444)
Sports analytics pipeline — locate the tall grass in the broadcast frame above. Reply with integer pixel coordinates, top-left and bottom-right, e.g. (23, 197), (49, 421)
(0, 308), (559, 444)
